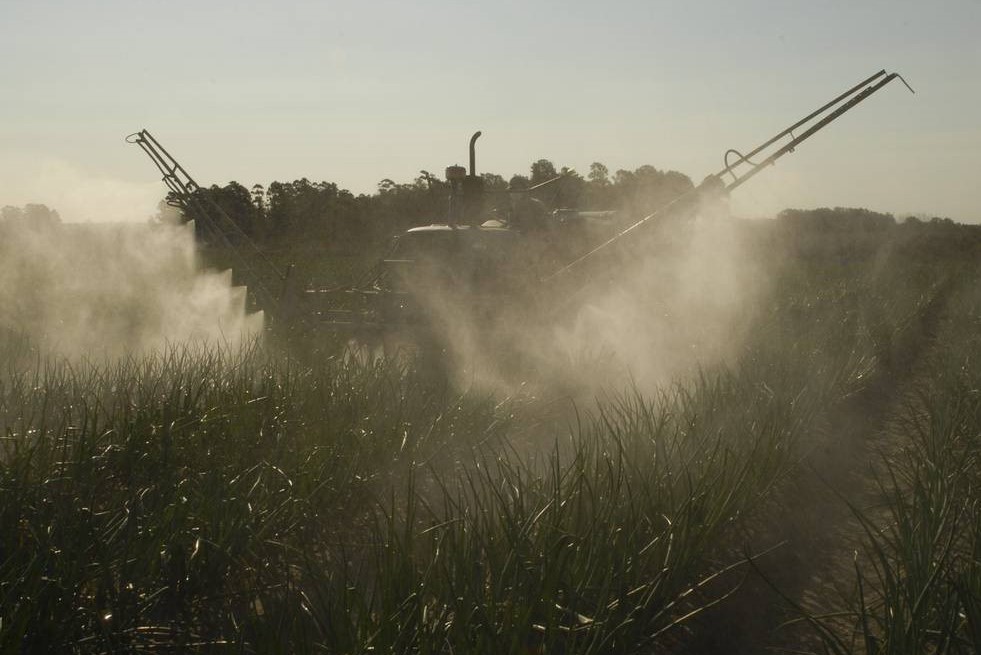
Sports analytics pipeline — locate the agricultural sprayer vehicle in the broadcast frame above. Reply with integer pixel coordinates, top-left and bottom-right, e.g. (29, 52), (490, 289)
(127, 69), (912, 345)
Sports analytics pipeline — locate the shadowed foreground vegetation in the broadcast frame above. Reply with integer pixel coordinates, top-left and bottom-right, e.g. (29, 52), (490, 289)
(1, 221), (980, 653)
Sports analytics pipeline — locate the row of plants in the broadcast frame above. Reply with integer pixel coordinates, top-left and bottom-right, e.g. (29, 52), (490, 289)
(807, 266), (981, 654)
(0, 233), (970, 653)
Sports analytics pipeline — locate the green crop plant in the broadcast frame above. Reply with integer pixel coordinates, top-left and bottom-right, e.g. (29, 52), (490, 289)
(2, 223), (978, 653)
(795, 262), (981, 654)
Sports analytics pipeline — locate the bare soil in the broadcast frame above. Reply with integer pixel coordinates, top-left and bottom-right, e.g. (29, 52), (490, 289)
(680, 278), (954, 654)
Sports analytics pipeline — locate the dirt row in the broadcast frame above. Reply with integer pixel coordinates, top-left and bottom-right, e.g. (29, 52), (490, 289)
(683, 276), (957, 654)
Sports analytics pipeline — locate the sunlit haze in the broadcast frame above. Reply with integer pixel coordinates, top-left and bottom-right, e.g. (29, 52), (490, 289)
(1, 0), (978, 222)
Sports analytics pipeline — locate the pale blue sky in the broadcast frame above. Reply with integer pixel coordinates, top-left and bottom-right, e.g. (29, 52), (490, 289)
(1, 0), (978, 222)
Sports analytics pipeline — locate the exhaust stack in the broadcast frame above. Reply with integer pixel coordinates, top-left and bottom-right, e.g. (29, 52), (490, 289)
(469, 131), (481, 176)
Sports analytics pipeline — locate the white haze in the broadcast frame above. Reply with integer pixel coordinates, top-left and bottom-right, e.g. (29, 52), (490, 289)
(425, 199), (763, 395)
(0, 220), (263, 358)
(0, 155), (162, 223)
(554, 211), (761, 390)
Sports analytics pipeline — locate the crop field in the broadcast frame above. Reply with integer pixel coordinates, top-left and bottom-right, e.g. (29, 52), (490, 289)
(1, 220), (980, 654)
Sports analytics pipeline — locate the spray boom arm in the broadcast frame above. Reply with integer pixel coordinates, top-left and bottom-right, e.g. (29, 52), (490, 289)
(544, 69), (914, 284)
(126, 129), (289, 318)
(718, 70), (914, 192)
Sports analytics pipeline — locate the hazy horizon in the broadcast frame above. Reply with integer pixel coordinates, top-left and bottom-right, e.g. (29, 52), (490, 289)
(2, 0), (978, 223)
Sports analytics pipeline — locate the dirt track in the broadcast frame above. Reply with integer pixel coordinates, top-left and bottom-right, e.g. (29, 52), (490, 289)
(682, 276), (956, 654)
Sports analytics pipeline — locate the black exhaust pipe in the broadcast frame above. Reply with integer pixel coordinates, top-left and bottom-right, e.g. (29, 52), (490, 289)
(469, 131), (482, 176)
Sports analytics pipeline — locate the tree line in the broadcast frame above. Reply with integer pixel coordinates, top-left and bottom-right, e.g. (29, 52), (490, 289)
(161, 159), (696, 250)
(1, 167), (962, 247)
(0, 204), (61, 230)
(777, 206), (957, 232)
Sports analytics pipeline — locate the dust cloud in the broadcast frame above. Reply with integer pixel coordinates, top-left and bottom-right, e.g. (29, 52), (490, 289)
(420, 194), (763, 395)
(0, 219), (263, 359)
(552, 211), (761, 391)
